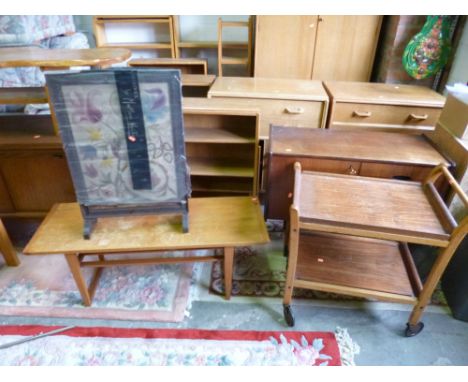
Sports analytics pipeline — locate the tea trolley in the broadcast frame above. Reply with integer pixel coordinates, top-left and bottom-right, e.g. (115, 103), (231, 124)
(283, 162), (468, 336)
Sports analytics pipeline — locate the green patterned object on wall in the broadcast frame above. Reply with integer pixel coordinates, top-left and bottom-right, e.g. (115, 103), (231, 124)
(402, 16), (452, 80)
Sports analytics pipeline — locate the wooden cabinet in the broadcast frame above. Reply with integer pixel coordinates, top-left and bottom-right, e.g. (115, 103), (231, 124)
(208, 77), (329, 139)
(0, 115), (76, 217)
(254, 16), (382, 81)
(93, 16), (176, 58)
(179, 98), (260, 196)
(324, 81), (446, 133)
(266, 126), (452, 220)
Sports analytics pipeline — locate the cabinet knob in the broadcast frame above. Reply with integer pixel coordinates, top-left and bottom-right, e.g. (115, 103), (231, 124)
(353, 110), (372, 118)
(409, 113), (428, 121)
(347, 165), (358, 175)
(284, 106), (305, 114)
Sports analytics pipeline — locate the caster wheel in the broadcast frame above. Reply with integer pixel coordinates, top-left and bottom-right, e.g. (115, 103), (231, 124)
(283, 305), (295, 327)
(405, 322), (424, 337)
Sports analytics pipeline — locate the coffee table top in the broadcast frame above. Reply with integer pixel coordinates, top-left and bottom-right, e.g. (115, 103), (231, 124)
(297, 171), (450, 246)
(24, 197), (269, 255)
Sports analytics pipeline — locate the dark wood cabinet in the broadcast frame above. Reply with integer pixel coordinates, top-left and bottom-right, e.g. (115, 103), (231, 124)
(266, 126), (453, 220)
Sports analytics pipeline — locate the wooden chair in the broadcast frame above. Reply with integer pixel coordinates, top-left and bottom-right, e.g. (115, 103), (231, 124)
(283, 162), (468, 336)
(217, 17), (253, 77)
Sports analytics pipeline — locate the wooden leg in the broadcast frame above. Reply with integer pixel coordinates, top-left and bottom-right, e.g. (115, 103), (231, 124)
(409, 243), (461, 327)
(0, 219), (20, 266)
(224, 247), (234, 300)
(65, 253), (92, 306)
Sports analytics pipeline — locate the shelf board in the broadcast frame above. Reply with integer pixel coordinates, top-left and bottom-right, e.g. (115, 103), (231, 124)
(178, 41), (248, 49)
(101, 42), (172, 49)
(294, 231), (419, 302)
(96, 18), (171, 24)
(188, 157), (254, 178)
(221, 57), (249, 65)
(185, 127), (254, 144)
(0, 87), (47, 104)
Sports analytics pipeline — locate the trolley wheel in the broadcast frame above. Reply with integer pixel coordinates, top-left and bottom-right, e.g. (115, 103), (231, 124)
(283, 304), (295, 327)
(405, 322), (424, 337)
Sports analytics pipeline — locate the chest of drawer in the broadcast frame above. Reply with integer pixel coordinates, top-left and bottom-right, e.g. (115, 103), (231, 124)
(215, 97), (325, 139)
(330, 102), (441, 132)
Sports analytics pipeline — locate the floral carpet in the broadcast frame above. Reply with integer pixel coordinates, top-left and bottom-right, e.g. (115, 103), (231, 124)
(0, 252), (194, 322)
(0, 325), (359, 366)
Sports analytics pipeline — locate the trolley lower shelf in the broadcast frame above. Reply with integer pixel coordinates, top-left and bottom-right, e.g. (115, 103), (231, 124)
(294, 232), (421, 304)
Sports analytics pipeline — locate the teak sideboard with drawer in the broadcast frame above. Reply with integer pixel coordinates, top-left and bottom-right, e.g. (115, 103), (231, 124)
(208, 77), (329, 140)
(324, 81), (446, 134)
(266, 126), (453, 220)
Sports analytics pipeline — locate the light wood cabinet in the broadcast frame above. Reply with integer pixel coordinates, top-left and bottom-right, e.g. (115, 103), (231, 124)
(254, 16), (382, 81)
(324, 81), (446, 133)
(208, 77), (329, 139)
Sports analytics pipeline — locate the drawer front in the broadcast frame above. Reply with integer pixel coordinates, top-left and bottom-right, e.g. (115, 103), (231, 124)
(331, 102), (441, 132)
(266, 156), (361, 220)
(257, 99), (324, 138)
(213, 97), (325, 139)
(359, 162), (433, 182)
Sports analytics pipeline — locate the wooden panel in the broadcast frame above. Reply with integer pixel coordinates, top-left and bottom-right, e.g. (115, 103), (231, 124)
(360, 163), (432, 182)
(295, 232), (416, 297)
(0, 47), (131, 68)
(208, 77), (328, 102)
(0, 87), (47, 104)
(254, 16), (318, 78)
(24, 197), (269, 255)
(311, 16), (382, 81)
(129, 58), (207, 74)
(266, 155), (361, 220)
(269, 126), (450, 167)
(298, 172), (449, 243)
(0, 153), (75, 212)
(0, 172), (14, 212)
(324, 81), (446, 107)
(331, 102), (441, 132)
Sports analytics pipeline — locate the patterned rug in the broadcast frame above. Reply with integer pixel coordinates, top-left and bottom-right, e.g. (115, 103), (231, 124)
(0, 325), (359, 366)
(0, 251), (194, 322)
(210, 228), (448, 305)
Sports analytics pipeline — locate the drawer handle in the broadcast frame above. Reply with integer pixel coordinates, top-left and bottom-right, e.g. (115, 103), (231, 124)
(284, 106), (305, 114)
(353, 110), (372, 118)
(409, 113), (428, 121)
(347, 165), (358, 175)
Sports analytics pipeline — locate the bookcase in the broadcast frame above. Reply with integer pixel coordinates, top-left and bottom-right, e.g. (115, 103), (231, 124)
(182, 98), (260, 196)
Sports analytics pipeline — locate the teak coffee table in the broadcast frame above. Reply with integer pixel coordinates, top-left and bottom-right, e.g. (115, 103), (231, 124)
(283, 163), (468, 336)
(24, 197), (269, 306)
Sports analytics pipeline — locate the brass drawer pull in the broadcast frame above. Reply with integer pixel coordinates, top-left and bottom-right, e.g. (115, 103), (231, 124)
(347, 165), (358, 175)
(353, 110), (372, 118)
(409, 113), (428, 121)
(284, 106), (305, 114)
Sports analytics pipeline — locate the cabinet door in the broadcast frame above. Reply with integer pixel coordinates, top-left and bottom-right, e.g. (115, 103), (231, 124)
(311, 16), (382, 81)
(0, 152), (76, 212)
(254, 16), (318, 79)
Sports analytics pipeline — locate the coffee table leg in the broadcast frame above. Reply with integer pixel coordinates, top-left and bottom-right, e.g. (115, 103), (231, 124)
(65, 253), (92, 306)
(224, 247), (234, 300)
(0, 219), (20, 266)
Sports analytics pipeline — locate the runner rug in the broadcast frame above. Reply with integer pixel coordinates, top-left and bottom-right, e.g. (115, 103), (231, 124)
(0, 252), (194, 322)
(0, 325), (359, 366)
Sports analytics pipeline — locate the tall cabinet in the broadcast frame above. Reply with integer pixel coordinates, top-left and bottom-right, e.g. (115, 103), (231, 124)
(254, 16), (383, 81)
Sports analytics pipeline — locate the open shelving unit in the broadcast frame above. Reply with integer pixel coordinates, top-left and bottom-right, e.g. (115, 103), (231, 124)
(182, 98), (260, 196)
(93, 16), (176, 58)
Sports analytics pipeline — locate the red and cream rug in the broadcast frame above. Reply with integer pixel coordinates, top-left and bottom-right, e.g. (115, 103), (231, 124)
(0, 325), (359, 366)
